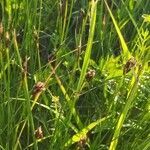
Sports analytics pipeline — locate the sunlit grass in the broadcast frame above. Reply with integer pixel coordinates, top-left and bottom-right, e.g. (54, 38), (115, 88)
(0, 0), (150, 149)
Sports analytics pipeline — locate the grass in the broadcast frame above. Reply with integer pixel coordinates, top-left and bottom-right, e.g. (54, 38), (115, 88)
(0, 0), (150, 149)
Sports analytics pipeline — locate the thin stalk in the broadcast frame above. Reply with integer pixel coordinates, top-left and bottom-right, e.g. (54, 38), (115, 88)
(109, 65), (143, 150)
(13, 27), (38, 149)
(49, 65), (83, 128)
(61, 0), (68, 43)
(77, 0), (97, 92)
(14, 61), (61, 149)
(63, 0), (74, 41)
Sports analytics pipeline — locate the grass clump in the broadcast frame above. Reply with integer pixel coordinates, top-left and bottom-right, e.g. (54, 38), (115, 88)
(0, 0), (150, 149)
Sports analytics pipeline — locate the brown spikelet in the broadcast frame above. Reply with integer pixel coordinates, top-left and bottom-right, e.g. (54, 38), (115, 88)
(22, 56), (30, 77)
(0, 22), (3, 36)
(32, 82), (45, 97)
(123, 57), (137, 75)
(77, 136), (87, 150)
(35, 126), (43, 139)
(86, 69), (96, 80)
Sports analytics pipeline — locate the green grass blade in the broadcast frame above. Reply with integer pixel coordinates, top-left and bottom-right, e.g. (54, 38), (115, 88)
(77, 0), (98, 92)
(109, 65), (143, 150)
(65, 115), (110, 147)
(104, 0), (131, 61)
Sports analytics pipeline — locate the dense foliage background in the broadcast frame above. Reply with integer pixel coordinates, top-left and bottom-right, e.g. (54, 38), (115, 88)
(0, 0), (150, 149)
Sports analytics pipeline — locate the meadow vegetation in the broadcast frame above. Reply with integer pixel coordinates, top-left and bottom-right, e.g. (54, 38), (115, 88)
(0, 0), (150, 149)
